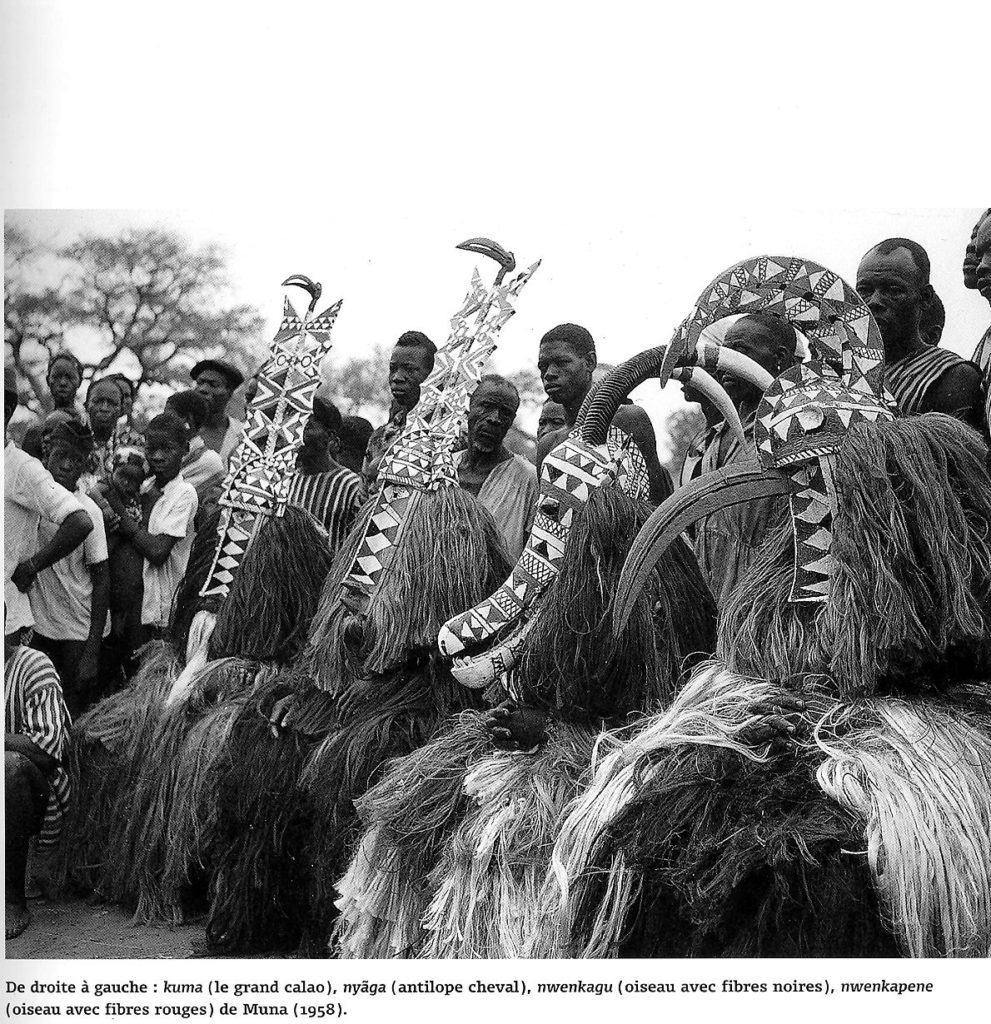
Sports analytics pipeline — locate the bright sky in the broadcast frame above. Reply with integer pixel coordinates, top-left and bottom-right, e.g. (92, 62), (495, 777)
(3, 2), (989, 451)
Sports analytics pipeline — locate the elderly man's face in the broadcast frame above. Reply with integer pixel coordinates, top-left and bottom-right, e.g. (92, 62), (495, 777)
(467, 382), (518, 455)
(856, 247), (926, 348)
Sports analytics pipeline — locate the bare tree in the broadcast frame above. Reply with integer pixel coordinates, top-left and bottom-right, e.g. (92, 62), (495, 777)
(660, 404), (706, 479)
(57, 227), (265, 388)
(321, 344), (391, 421)
(4, 224), (67, 409)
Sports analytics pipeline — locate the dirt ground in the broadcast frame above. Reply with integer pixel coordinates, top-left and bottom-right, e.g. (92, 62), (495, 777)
(6, 894), (206, 959)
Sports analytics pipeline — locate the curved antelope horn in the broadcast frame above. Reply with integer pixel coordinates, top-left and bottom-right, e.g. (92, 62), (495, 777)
(612, 461), (799, 634)
(581, 345), (670, 445)
(683, 340), (775, 393)
(670, 366), (746, 448)
(455, 237), (517, 285)
(281, 274), (323, 314)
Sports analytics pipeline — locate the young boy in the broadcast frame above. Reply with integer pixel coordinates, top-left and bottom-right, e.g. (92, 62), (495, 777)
(109, 414), (197, 640)
(29, 420), (110, 717)
(89, 446), (148, 688)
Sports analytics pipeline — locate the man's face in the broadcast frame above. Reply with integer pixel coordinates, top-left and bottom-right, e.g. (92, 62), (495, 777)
(467, 383), (518, 454)
(86, 381), (122, 431)
(537, 340), (594, 407)
(194, 369), (233, 415)
(856, 247), (926, 348)
(45, 443), (87, 492)
(48, 360), (81, 407)
(388, 346), (432, 410)
(974, 217), (991, 306)
(537, 400), (567, 440)
(302, 417), (332, 454)
(145, 429), (184, 481)
(720, 318), (787, 407)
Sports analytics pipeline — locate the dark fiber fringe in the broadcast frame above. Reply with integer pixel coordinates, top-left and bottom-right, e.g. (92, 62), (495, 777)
(52, 642), (181, 900)
(125, 658), (262, 921)
(353, 711), (491, 898)
(517, 486), (716, 724)
(205, 670), (332, 955)
(302, 488), (514, 690)
(208, 507), (335, 663)
(571, 703), (901, 958)
(718, 414), (991, 697)
(302, 660), (485, 949)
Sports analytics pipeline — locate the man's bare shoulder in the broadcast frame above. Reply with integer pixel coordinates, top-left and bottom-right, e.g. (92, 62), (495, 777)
(930, 360), (983, 423)
(613, 404), (656, 444)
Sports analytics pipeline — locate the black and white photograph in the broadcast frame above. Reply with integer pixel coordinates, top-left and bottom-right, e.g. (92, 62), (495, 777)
(2, 1), (990, 1018)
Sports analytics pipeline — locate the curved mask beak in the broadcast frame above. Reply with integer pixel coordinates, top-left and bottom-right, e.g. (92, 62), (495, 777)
(612, 461), (799, 635)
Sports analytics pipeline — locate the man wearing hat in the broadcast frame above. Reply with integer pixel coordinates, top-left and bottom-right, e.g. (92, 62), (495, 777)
(4, 366), (93, 645)
(191, 359), (245, 469)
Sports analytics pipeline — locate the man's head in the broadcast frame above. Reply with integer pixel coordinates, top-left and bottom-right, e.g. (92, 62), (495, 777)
(856, 238), (934, 352)
(388, 331), (436, 411)
(47, 352), (84, 410)
(302, 393), (343, 459)
(467, 375), (520, 455)
(537, 323), (596, 409)
(974, 214), (991, 307)
(165, 389), (210, 436)
(339, 415), (373, 474)
(964, 210), (991, 291)
(537, 398), (567, 440)
(191, 360), (245, 417)
(720, 312), (797, 409)
(144, 412), (190, 484)
(85, 377), (124, 434)
(43, 418), (95, 492)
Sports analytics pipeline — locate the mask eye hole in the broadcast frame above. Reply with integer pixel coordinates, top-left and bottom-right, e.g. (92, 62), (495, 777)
(539, 495), (560, 520)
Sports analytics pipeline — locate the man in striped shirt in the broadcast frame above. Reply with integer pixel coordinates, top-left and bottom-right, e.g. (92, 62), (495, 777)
(286, 394), (364, 553)
(5, 630), (71, 940)
(856, 238), (983, 426)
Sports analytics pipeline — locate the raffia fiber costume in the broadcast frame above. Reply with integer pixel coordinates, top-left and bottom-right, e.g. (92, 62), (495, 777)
(205, 252), (539, 955)
(545, 257), (991, 958)
(332, 349), (768, 957)
(55, 281), (341, 921)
